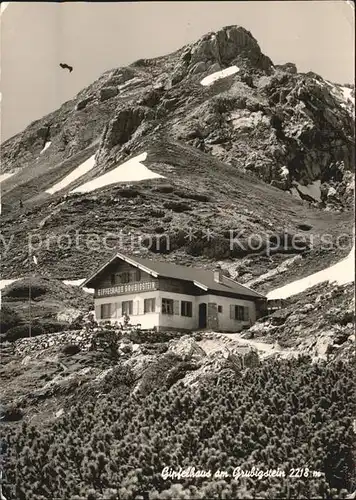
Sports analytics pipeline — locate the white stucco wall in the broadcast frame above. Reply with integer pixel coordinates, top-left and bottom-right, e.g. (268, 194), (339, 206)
(94, 290), (257, 332)
(205, 294), (256, 332)
(95, 291), (160, 330)
(156, 291), (198, 330)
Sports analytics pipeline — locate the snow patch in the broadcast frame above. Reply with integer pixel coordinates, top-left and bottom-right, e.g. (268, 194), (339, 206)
(0, 172), (15, 183)
(325, 81), (354, 109)
(0, 279), (18, 290)
(63, 279), (94, 294)
(341, 86), (353, 103)
(200, 66), (239, 86)
(46, 155), (96, 195)
(267, 244), (355, 300)
(71, 152), (164, 194)
(62, 279), (86, 287)
(40, 141), (52, 155)
(0, 278), (94, 295)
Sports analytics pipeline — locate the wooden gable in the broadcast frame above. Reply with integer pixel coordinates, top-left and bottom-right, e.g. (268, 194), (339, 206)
(93, 258), (158, 298)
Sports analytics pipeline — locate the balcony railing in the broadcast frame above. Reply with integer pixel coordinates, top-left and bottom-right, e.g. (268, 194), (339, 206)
(97, 280), (158, 297)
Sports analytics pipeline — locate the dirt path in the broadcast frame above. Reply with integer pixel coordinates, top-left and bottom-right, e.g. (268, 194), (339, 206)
(198, 333), (305, 360)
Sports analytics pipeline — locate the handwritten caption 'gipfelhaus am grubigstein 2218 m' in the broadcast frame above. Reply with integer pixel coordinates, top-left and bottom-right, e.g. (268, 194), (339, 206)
(161, 466), (323, 480)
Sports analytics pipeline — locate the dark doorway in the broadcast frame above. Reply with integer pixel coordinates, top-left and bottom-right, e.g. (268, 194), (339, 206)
(199, 303), (207, 329)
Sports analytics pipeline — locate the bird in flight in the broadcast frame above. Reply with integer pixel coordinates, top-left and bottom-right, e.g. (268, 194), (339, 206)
(59, 63), (73, 73)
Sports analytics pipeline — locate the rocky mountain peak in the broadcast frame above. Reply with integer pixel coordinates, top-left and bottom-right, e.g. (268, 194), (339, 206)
(170, 25), (274, 85)
(185, 25), (273, 73)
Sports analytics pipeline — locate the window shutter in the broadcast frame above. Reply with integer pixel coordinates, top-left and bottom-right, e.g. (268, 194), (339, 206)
(173, 300), (180, 315)
(230, 304), (235, 319)
(132, 300), (138, 316)
(115, 302), (121, 318)
(95, 305), (101, 320)
(244, 307), (250, 321)
(137, 300), (142, 315)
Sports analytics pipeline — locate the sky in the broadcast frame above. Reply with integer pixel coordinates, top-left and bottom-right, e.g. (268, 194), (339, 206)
(0, 1), (354, 143)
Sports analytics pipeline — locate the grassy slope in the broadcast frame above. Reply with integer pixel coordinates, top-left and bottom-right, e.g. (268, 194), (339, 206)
(1, 138), (353, 282)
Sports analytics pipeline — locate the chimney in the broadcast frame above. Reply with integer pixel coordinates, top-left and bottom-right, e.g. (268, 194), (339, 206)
(213, 265), (223, 283)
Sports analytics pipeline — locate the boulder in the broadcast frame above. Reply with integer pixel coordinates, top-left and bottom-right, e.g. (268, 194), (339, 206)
(182, 346), (259, 386)
(298, 303), (315, 314)
(275, 63), (297, 74)
(57, 307), (82, 323)
(168, 335), (206, 359)
(224, 346), (259, 369)
(99, 86), (119, 102)
(137, 88), (164, 107)
(76, 96), (93, 111)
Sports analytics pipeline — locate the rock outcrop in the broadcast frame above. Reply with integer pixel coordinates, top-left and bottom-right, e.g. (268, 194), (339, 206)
(171, 26), (274, 86)
(168, 335), (206, 359)
(96, 105), (154, 164)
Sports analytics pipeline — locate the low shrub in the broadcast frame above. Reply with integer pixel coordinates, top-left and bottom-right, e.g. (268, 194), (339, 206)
(175, 189), (210, 202)
(1, 404), (23, 422)
(0, 304), (22, 333)
(3, 358), (354, 499)
(4, 280), (48, 300)
(153, 184), (174, 193)
(163, 200), (192, 212)
(42, 321), (68, 333)
(4, 323), (45, 342)
(118, 188), (140, 198)
(62, 344), (81, 356)
(148, 209), (166, 218)
(141, 229), (186, 254)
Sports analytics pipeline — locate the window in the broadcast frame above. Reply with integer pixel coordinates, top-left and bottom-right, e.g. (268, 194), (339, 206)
(121, 272), (130, 284)
(101, 303), (112, 319)
(116, 270), (141, 284)
(231, 305), (249, 321)
(235, 306), (245, 320)
(122, 300), (133, 315)
(218, 305), (223, 313)
(181, 301), (192, 317)
(110, 274), (116, 285)
(162, 298), (174, 315)
(144, 298), (156, 313)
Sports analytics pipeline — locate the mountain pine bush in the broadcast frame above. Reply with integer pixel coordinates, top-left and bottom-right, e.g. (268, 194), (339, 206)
(1, 358), (355, 499)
